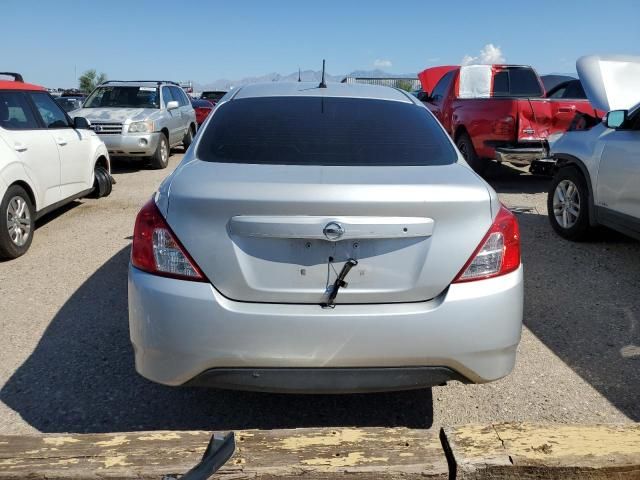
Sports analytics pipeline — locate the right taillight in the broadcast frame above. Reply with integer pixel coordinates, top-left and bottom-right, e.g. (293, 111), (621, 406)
(453, 204), (520, 283)
(493, 115), (515, 135)
(131, 198), (206, 282)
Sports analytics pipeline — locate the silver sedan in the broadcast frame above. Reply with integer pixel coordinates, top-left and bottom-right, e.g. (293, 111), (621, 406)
(128, 81), (523, 393)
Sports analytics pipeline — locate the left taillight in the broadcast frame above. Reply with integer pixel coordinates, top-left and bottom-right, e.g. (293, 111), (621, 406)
(453, 204), (520, 283)
(131, 198), (206, 282)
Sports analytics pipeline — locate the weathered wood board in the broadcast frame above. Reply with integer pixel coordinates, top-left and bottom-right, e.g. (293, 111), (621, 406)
(0, 427), (448, 479)
(444, 422), (640, 479)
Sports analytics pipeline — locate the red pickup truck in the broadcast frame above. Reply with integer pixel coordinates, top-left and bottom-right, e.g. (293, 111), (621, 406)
(416, 64), (601, 173)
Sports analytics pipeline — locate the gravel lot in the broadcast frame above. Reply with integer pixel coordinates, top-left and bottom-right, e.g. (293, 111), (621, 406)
(0, 153), (638, 434)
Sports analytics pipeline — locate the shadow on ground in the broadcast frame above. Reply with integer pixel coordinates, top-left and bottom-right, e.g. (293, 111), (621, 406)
(485, 162), (551, 195)
(0, 247), (433, 433)
(110, 149), (185, 174)
(516, 211), (640, 420)
(0, 202), (84, 263)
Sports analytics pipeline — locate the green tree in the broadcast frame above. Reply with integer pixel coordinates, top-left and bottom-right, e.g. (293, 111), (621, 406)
(396, 80), (414, 92)
(78, 69), (107, 93)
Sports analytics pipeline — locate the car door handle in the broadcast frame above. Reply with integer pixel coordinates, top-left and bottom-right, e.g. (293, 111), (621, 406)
(14, 142), (28, 152)
(56, 138), (67, 146)
(558, 107), (575, 113)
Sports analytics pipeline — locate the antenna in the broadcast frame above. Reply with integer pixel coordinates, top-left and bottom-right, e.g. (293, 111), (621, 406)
(298, 67), (301, 82)
(319, 59), (327, 88)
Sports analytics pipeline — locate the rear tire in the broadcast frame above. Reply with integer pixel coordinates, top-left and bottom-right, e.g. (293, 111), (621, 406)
(90, 165), (112, 198)
(548, 166), (591, 240)
(182, 125), (194, 151)
(150, 134), (170, 169)
(0, 185), (35, 259)
(456, 132), (487, 175)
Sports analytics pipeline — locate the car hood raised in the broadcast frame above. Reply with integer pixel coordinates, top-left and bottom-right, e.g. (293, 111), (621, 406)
(577, 54), (640, 112)
(70, 107), (156, 123)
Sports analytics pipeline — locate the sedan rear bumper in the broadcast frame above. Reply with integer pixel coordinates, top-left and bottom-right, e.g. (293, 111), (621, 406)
(128, 265), (524, 392)
(186, 367), (469, 394)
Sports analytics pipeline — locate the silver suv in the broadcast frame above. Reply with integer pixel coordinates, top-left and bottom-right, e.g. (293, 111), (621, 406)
(72, 81), (197, 169)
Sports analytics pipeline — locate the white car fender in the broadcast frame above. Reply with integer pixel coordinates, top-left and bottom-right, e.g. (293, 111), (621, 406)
(86, 134), (111, 189)
(0, 134), (40, 209)
(0, 159), (40, 210)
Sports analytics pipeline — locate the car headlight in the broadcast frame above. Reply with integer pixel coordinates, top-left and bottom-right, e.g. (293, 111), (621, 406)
(128, 121), (154, 133)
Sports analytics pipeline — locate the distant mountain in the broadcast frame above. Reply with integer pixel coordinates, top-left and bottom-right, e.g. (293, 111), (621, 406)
(194, 69), (418, 91)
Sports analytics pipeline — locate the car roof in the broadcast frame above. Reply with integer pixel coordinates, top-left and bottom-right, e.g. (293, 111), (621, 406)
(232, 82), (413, 103)
(0, 80), (46, 91)
(97, 81), (176, 87)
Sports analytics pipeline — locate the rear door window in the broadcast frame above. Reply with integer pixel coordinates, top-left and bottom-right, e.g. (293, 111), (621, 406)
(197, 97), (456, 166)
(563, 81), (587, 99)
(0, 91), (40, 130)
(29, 92), (70, 128)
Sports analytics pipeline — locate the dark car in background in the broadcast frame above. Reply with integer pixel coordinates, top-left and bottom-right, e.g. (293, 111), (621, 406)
(191, 98), (215, 126)
(56, 96), (84, 112)
(201, 90), (226, 105)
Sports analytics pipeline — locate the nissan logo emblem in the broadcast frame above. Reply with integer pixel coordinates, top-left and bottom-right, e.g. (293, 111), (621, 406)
(323, 221), (344, 241)
(93, 125), (102, 132)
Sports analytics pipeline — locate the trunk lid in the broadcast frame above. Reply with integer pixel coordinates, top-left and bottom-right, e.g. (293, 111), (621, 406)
(165, 161), (493, 304)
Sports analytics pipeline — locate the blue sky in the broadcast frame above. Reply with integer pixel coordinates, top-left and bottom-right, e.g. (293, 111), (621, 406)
(3, 0), (639, 87)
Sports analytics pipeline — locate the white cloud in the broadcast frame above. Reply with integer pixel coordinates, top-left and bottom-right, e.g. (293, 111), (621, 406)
(461, 44), (506, 65)
(373, 59), (392, 68)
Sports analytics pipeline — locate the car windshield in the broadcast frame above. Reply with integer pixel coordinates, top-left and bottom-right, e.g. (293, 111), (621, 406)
(197, 96), (457, 166)
(84, 86), (159, 108)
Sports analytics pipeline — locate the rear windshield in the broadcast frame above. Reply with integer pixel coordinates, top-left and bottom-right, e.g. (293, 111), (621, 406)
(197, 97), (456, 166)
(84, 86), (159, 108)
(192, 99), (214, 108)
(202, 91), (226, 102)
(493, 67), (544, 98)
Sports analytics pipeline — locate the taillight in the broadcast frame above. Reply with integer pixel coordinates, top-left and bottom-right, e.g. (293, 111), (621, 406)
(493, 116), (514, 135)
(453, 204), (520, 283)
(131, 199), (206, 282)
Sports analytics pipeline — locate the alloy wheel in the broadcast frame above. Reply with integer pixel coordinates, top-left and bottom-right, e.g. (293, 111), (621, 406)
(553, 179), (581, 229)
(161, 138), (169, 163)
(6, 196), (31, 247)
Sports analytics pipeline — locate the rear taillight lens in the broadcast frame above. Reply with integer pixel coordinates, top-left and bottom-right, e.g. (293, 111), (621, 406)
(493, 116), (514, 135)
(131, 199), (206, 282)
(453, 204), (520, 283)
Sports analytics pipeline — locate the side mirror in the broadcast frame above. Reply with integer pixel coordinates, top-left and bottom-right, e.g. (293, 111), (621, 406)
(167, 100), (179, 110)
(73, 116), (91, 130)
(605, 110), (628, 129)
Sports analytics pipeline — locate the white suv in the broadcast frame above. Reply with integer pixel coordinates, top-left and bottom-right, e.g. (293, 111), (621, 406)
(0, 73), (112, 259)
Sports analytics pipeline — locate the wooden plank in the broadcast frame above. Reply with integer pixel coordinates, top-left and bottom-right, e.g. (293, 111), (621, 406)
(444, 422), (640, 479)
(0, 427), (448, 479)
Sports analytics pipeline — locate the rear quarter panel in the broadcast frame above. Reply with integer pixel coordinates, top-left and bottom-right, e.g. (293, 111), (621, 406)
(451, 98), (518, 158)
(0, 132), (39, 208)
